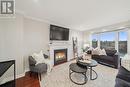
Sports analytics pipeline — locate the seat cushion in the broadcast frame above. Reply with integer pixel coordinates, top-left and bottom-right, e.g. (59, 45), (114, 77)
(100, 55), (114, 62)
(32, 63), (47, 73)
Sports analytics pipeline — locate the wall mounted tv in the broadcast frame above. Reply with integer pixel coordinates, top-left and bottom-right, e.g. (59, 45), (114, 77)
(50, 25), (69, 41)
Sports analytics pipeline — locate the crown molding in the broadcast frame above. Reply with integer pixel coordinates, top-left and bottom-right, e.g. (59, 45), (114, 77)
(15, 9), (71, 29)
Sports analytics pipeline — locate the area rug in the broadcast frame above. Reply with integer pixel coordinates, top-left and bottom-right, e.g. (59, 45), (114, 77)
(40, 60), (118, 87)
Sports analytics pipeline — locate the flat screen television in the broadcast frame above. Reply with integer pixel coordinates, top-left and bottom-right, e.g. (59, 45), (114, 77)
(50, 25), (69, 41)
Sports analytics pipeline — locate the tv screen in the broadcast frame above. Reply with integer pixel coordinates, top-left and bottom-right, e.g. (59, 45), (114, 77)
(50, 25), (69, 41)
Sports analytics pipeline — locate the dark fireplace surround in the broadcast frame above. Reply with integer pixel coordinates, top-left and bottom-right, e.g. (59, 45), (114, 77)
(54, 49), (67, 65)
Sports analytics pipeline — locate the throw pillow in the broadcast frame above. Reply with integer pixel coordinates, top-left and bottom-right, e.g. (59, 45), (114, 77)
(92, 47), (101, 55)
(105, 49), (117, 56)
(121, 54), (130, 71)
(32, 50), (45, 65)
(88, 47), (94, 51)
(99, 49), (107, 55)
(43, 54), (49, 59)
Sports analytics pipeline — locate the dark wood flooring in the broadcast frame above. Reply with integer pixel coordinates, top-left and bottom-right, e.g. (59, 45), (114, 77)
(16, 72), (40, 87)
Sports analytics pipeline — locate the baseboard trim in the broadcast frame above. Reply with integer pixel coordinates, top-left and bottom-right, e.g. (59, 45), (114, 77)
(25, 68), (30, 73)
(16, 73), (25, 79)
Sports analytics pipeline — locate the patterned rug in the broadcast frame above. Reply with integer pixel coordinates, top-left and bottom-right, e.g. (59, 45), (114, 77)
(40, 60), (118, 87)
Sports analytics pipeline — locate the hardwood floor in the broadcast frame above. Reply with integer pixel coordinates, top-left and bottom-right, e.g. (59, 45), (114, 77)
(16, 72), (40, 87)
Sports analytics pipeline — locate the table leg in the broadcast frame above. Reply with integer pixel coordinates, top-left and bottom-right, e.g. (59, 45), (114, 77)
(90, 67), (98, 80)
(69, 68), (88, 85)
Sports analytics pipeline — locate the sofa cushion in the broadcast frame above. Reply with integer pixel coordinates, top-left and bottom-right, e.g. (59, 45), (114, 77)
(100, 55), (114, 62)
(33, 63), (47, 73)
(105, 50), (117, 56)
(99, 49), (107, 55)
(92, 47), (101, 55)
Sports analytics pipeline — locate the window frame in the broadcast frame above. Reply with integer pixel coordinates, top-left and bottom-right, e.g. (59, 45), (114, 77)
(91, 29), (128, 55)
(118, 30), (128, 56)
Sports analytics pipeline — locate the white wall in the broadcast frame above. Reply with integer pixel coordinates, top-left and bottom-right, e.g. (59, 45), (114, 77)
(23, 18), (50, 71)
(0, 14), (24, 84)
(83, 31), (92, 47)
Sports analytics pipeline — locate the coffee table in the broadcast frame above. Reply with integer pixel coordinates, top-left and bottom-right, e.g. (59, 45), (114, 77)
(77, 59), (98, 80)
(69, 63), (88, 85)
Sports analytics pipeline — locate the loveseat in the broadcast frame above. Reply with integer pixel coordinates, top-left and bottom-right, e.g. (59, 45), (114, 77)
(91, 49), (120, 69)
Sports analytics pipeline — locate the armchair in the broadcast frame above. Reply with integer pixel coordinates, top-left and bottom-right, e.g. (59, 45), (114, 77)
(29, 56), (47, 81)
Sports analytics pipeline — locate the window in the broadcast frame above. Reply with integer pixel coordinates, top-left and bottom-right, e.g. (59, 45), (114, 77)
(92, 34), (98, 48)
(100, 32), (116, 50)
(91, 29), (128, 56)
(118, 31), (128, 57)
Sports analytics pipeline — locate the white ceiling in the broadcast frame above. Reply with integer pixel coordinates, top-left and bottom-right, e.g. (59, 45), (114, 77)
(16, 0), (130, 31)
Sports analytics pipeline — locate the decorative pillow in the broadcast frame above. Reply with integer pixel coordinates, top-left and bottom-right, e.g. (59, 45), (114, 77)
(121, 54), (130, 71)
(92, 47), (101, 55)
(99, 49), (107, 55)
(88, 47), (94, 51)
(32, 50), (45, 65)
(43, 54), (49, 59)
(105, 49), (117, 56)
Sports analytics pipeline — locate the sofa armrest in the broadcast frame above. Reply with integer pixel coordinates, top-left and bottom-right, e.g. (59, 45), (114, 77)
(113, 55), (120, 68)
(29, 56), (36, 66)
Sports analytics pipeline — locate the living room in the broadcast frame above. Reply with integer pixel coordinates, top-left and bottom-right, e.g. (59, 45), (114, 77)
(0, 0), (130, 87)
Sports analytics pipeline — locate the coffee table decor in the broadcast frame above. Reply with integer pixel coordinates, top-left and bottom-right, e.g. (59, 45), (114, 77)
(79, 59), (91, 64)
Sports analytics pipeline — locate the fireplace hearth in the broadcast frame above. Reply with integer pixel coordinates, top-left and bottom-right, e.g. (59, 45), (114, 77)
(54, 49), (67, 65)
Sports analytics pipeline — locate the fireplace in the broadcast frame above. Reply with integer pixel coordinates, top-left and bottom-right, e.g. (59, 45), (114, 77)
(54, 49), (67, 65)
